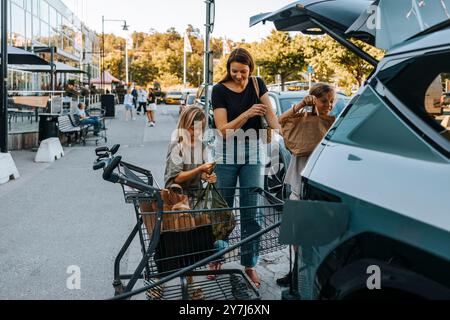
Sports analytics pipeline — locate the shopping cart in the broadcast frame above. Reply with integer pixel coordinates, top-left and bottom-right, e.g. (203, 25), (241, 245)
(94, 146), (285, 301)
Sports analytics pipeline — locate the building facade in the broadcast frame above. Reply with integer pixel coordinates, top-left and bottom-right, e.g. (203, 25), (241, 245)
(7, 0), (101, 92)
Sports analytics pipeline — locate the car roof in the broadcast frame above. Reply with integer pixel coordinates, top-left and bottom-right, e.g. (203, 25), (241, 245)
(270, 91), (309, 98)
(270, 90), (350, 99)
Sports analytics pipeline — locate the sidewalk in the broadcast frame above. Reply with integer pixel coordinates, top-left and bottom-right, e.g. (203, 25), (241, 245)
(0, 104), (290, 300)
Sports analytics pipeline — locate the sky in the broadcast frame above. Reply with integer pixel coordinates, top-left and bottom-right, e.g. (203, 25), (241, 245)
(62, 0), (295, 41)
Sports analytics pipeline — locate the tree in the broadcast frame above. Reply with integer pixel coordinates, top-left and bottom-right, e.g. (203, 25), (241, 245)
(305, 35), (384, 90)
(255, 31), (308, 90)
(130, 58), (159, 86)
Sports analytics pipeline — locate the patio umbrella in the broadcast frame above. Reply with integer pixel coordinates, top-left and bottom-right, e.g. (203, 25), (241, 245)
(15, 61), (86, 73)
(1, 46), (49, 65)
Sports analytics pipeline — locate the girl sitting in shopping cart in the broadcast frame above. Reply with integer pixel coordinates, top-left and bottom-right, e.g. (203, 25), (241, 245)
(164, 106), (217, 190)
(161, 106), (218, 299)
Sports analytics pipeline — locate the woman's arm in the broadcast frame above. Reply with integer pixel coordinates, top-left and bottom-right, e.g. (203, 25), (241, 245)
(214, 105), (268, 137)
(260, 93), (281, 131)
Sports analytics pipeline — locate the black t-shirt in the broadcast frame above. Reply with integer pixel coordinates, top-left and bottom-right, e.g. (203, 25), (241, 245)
(148, 92), (156, 103)
(212, 77), (268, 132)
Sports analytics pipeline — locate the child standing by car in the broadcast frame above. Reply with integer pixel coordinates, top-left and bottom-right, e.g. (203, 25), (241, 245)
(276, 83), (336, 287)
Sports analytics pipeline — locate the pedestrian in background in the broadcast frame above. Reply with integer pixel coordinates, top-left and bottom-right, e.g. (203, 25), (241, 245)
(147, 88), (157, 127)
(123, 90), (135, 121)
(137, 87), (148, 116)
(131, 86), (138, 112)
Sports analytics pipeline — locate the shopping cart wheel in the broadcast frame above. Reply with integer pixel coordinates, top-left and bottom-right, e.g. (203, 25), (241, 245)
(113, 280), (125, 297)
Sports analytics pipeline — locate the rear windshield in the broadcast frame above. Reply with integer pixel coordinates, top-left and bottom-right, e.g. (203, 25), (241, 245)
(377, 0), (450, 50)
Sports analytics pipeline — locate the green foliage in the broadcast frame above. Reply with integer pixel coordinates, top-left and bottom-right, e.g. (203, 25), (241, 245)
(254, 31), (307, 87)
(103, 28), (385, 93)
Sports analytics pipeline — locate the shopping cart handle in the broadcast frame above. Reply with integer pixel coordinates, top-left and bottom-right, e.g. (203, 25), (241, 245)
(93, 160), (109, 171)
(110, 144), (120, 155)
(103, 156), (122, 182)
(95, 147), (109, 156)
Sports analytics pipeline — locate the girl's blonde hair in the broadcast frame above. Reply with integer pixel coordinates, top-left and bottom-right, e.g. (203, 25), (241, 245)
(176, 106), (206, 143)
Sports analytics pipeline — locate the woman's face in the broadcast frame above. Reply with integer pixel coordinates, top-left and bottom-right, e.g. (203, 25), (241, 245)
(315, 92), (335, 115)
(230, 62), (251, 85)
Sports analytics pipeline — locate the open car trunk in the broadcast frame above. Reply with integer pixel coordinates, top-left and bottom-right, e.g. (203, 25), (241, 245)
(251, 0), (450, 63)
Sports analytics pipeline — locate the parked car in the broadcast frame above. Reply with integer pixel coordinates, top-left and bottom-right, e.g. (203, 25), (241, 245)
(179, 94), (197, 114)
(252, 0), (450, 300)
(164, 91), (183, 105)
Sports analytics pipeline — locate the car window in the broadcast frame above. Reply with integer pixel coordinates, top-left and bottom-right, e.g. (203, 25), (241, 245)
(280, 98), (305, 114)
(187, 95), (196, 104)
(375, 0), (450, 50)
(329, 86), (445, 162)
(377, 50), (450, 154)
(268, 96), (279, 115)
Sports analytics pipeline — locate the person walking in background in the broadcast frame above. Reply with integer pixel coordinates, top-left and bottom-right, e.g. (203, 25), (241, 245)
(131, 86), (138, 112)
(147, 88), (157, 127)
(211, 48), (280, 289)
(276, 83), (336, 287)
(123, 90), (136, 121)
(137, 87), (148, 116)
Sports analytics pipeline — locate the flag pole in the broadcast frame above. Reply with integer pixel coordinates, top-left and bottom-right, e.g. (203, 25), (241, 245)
(183, 34), (187, 89)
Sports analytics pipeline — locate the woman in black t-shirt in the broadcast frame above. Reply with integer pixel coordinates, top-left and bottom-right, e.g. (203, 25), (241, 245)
(211, 48), (280, 288)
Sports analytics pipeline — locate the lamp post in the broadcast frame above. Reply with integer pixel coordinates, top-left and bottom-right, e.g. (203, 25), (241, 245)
(204, 0), (215, 129)
(1, 0), (8, 153)
(102, 17), (129, 92)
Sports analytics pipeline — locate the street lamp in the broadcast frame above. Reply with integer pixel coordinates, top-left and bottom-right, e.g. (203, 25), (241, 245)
(101, 16), (130, 91)
(1, 0), (8, 153)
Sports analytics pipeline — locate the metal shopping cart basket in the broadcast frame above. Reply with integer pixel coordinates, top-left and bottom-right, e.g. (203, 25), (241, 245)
(94, 146), (285, 301)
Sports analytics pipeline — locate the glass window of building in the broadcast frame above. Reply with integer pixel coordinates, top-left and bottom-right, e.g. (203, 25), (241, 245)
(25, 12), (32, 48)
(11, 3), (26, 46)
(40, 0), (49, 23)
(11, 0), (24, 8)
(26, 0), (32, 12)
(32, 15), (40, 41)
(49, 6), (57, 29)
(32, 0), (39, 16)
(40, 21), (50, 45)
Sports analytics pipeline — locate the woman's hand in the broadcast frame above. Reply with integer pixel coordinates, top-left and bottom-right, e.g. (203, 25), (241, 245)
(294, 95), (317, 113)
(198, 162), (216, 175)
(202, 173), (217, 184)
(245, 104), (268, 119)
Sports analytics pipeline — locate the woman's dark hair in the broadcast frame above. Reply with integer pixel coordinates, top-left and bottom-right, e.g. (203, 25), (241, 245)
(220, 48), (255, 83)
(309, 83), (335, 98)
